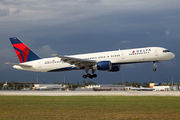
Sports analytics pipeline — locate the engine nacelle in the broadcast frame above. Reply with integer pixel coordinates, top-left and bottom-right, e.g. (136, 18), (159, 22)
(108, 65), (121, 72)
(96, 61), (112, 71)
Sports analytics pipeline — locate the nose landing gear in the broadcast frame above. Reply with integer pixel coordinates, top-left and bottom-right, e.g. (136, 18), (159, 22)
(153, 61), (158, 72)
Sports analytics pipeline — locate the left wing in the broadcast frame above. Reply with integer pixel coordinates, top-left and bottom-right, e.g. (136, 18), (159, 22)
(52, 54), (96, 69)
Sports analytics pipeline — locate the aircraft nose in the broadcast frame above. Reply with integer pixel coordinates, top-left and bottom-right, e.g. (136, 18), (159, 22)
(170, 53), (175, 59)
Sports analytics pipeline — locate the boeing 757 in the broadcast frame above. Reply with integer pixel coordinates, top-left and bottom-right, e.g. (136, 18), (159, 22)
(6, 37), (175, 79)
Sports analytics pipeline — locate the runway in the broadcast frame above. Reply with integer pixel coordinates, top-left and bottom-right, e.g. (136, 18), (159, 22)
(0, 91), (180, 96)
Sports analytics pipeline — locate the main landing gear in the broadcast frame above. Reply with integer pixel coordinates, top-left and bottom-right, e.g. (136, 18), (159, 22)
(153, 61), (158, 72)
(82, 67), (97, 79)
(82, 74), (97, 79)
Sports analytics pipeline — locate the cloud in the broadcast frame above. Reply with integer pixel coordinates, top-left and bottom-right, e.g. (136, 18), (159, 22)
(146, 32), (151, 34)
(34, 45), (56, 57)
(165, 31), (170, 35)
(0, 0), (179, 83)
(161, 58), (179, 69)
(120, 41), (131, 44)
(0, 0), (179, 24)
(0, 8), (9, 16)
(0, 48), (17, 69)
(0, 48), (16, 61)
(13, 9), (21, 14)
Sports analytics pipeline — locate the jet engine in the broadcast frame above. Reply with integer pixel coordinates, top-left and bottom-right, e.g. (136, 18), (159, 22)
(94, 61), (112, 70)
(108, 65), (121, 72)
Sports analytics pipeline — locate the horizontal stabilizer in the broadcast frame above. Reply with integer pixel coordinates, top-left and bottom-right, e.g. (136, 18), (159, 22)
(5, 62), (32, 67)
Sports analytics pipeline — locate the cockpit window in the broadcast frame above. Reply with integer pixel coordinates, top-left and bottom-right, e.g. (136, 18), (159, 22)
(163, 50), (170, 53)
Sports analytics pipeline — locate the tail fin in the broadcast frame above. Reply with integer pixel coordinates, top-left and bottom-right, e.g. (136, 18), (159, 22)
(9, 37), (41, 63)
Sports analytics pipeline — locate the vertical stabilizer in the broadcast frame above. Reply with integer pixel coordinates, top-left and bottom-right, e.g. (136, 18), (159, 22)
(9, 37), (41, 63)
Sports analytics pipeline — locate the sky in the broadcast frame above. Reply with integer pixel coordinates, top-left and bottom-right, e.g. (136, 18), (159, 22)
(0, 0), (180, 84)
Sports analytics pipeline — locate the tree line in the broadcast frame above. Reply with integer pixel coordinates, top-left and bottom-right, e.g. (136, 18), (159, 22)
(1, 80), (179, 90)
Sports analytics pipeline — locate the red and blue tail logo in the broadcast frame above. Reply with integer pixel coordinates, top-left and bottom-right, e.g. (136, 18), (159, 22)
(10, 37), (41, 63)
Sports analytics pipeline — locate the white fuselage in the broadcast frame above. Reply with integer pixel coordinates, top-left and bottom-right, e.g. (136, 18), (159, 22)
(13, 47), (175, 72)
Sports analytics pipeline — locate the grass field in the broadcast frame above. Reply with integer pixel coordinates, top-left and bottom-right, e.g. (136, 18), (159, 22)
(0, 96), (180, 120)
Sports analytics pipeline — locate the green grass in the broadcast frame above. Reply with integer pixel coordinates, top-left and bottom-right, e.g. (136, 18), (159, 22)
(0, 96), (180, 120)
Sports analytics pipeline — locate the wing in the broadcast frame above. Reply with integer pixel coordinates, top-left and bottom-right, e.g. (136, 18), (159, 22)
(6, 62), (33, 67)
(52, 54), (96, 69)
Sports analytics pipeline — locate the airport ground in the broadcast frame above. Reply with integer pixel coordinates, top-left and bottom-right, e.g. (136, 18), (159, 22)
(0, 90), (180, 96)
(0, 95), (180, 120)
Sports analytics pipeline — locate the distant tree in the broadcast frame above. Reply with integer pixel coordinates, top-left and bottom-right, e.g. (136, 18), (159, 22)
(161, 83), (167, 86)
(76, 82), (79, 86)
(129, 82), (137, 87)
(72, 84), (78, 89)
(125, 81), (129, 86)
(30, 85), (33, 90)
(115, 83), (123, 85)
(20, 83), (23, 87)
(9, 82), (15, 90)
(87, 81), (97, 85)
(82, 80), (86, 85)
(16, 85), (19, 90)
(137, 83), (141, 87)
(142, 82), (149, 87)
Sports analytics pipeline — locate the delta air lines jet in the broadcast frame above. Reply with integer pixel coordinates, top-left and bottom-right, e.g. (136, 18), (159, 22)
(6, 37), (175, 79)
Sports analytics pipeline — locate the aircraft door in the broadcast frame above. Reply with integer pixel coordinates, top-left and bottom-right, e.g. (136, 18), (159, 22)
(38, 62), (41, 68)
(121, 53), (125, 59)
(155, 50), (158, 56)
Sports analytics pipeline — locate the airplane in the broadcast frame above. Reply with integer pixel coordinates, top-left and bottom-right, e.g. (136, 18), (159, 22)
(6, 37), (175, 79)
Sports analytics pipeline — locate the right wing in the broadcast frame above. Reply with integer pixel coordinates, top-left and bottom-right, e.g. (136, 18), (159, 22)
(52, 54), (96, 69)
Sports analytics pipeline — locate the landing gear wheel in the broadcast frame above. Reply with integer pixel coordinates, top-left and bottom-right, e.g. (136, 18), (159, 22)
(153, 68), (156, 72)
(87, 73), (91, 77)
(89, 75), (93, 79)
(93, 74), (97, 78)
(82, 74), (87, 78)
(82, 74), (97, 79)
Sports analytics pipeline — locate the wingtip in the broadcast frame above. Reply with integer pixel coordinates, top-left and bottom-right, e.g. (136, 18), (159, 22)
(52, 54), (58, 57)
